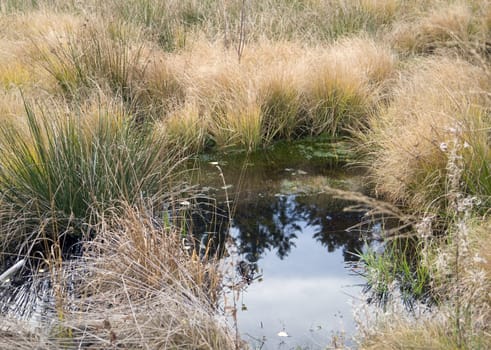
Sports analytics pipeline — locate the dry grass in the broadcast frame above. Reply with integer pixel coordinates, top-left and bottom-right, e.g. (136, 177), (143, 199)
(360, 318), (488, 350)
(0, 205), (237, 350)
(156, 101), (209, 153)
(0, 1), (490, 349)
(363, 56), (491, 210)
(301, 36), (395, 136)
(358, 214), (491, 350)
(165, 37), (395, 148)
(388, 1), (488, 57)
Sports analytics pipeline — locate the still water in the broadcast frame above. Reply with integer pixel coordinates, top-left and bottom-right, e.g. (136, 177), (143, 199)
(193, 140), (372, 349)
(0, 139), (373, 349)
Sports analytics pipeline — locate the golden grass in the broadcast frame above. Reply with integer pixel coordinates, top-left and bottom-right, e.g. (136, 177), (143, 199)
(0, 90), (27, 127)
(360, 213), (491, 350)
(388, 1), (486, 56)
(0, 10), (81, 41)
(156, 101), (208, 153)
(364, 56), (491, 209)
(167, 36), (395, 147)
(258, 66), (304, 142)
(302, 36), (396, 135)
(476, 217), (491, 275)
(361, 318), (488, 350)
(0, 2), (489, 348)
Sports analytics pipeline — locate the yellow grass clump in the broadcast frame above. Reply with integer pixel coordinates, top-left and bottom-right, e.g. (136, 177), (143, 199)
(156, 101), (209, 154)
(361, 317), (490, 350)
(365, 56), (491, 210)
(389, 1), (485, 56)
(302, 36), (396, 136)
(168, 37), (396, 148)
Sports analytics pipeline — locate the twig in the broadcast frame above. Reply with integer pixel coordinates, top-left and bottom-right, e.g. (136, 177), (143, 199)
(0, 259), (25, 283)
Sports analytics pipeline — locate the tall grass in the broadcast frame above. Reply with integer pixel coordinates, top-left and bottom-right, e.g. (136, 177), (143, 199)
(0, 1), (490, 348)
(35, 20), (143, 99)
(259, 69), (304, 142)
(302, 36), (395, 136)
(362, 56), (491, 211)
(0, 205), (237, 349)
(0, 100), (185, 256)
(357, 133), (491, 350)
(388, 1), (489, 57)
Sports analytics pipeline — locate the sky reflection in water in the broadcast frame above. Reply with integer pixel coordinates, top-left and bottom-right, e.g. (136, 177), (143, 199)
(230, 193), (365, 349)
(194, 143), (370, 349)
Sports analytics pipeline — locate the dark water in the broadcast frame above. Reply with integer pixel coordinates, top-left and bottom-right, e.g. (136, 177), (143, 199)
(192, 140), (372, 349)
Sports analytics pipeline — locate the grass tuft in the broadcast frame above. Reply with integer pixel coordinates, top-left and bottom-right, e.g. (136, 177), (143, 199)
(363, 56), (491, 211)
(0, 100), (185, 256)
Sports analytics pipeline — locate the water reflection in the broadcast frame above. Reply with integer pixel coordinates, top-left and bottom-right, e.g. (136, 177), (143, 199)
(191, 144), (371, 348)
(232, 193), (366, 265)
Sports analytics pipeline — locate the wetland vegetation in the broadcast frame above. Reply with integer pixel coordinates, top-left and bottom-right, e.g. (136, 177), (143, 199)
(0, 0), (490, 349)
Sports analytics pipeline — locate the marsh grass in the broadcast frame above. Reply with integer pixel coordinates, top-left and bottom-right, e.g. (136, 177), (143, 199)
(259, 69), (305, 142)
(357, 237), (432, 308)
(0, 100), (185, 257)
(363, 56), (491, 211)
(157, 102), (209, 154)
(355, 121), (491, 349)
(0, 1), (490, 349)
(0, 205), (237, 350)
(1, 5), (400, 151)
(35, 20), (145, 101)
(388, 1), (491, 58)
(302, 36), (395, 137)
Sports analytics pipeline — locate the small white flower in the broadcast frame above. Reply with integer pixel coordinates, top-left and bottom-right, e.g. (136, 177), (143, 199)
(473, 254), (486, 264)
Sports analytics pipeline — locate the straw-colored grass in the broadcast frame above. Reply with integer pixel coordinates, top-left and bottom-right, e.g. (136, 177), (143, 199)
(388, 1), (488, 57)
(361, 317), (490, 350)
(302, 36), (395, 136)
(0, 205), (237, 349)
(358, 213), (491, 350)
(363, 56), (491, 210)
(170, 37), (395, 148)
(155, 101), (209, 154)
(0, 1), (490, 349)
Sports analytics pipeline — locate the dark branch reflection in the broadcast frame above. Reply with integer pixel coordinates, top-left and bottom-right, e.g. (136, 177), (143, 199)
(193, 194), (364, 263)
(227, 193), (367, 264)
(231, 195), (301, 263)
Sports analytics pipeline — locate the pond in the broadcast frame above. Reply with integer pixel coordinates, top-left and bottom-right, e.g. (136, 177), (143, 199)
(0, 138), (377, 349)
(192, 139), (374, 349)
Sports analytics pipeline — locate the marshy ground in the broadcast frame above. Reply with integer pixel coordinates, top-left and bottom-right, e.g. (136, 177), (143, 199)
(0, 1), (490, 349)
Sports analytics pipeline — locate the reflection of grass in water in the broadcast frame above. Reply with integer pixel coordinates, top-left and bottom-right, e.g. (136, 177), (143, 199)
(280, 175), (364, 196)
(355, 237), (433, 308)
